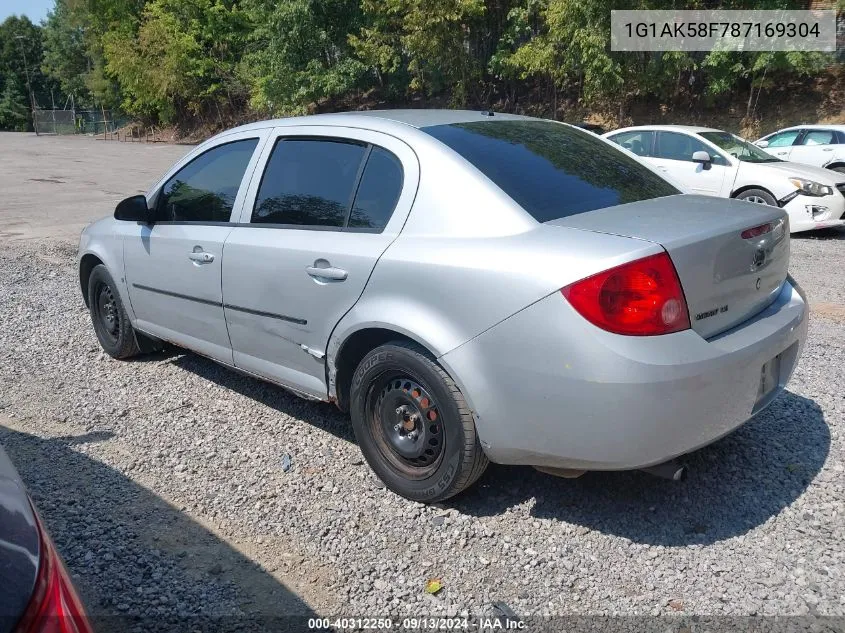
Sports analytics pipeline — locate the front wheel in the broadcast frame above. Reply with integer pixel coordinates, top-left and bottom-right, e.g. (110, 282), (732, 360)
(735, 188), (778, 207)
(349, 341), (488, 502)
(87, 264), (141, 359)
(829, 165), (845, 174)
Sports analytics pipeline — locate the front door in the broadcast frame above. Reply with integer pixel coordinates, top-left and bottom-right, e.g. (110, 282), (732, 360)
(649, 131), (730, 196)
(760, 129), (801, 161)
(222, 126), (419, 398)
(124, 134), (264, 363)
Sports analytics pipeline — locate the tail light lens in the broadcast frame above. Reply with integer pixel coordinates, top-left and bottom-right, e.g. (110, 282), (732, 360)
(14, 504), (93, 633)
(561, 252), (690, 336)
(741, 222), (773, 239)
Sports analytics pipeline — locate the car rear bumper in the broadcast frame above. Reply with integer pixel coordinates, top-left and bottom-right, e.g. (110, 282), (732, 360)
(783, 192), (845, 232)
(440, 277), (808, 470)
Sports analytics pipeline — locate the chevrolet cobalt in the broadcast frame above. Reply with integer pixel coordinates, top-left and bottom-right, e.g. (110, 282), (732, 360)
(79, 111), (808, 501)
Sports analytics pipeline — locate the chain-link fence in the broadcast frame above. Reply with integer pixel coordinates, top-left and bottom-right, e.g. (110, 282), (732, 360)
(32, 109), (132, 137)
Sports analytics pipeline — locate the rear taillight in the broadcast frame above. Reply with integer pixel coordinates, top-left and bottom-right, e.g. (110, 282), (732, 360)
(741, 223), (773, 239)
(561, 252), (690, 336)
(14, 504), (93, 633)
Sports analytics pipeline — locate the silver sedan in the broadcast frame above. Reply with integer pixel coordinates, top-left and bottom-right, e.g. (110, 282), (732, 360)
(78, 110), (808, 502)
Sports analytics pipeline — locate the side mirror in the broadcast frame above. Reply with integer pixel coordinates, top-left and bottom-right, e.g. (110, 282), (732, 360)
(755, 140), (769, 149)
(114, 195), (153, 223)
(691, 150), (712, 164)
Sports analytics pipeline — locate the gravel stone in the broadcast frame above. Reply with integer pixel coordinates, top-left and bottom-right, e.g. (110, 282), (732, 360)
(0, 136), (844, 625)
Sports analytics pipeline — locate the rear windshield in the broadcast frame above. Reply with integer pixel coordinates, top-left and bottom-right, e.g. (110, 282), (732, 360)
(423, 120), (679, 222)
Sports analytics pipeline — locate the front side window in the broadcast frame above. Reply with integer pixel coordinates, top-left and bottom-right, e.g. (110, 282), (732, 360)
(655, 131), (724, 164)
(157, 138), (259, 222)
(698, 131), (780, 164)
(800, 130), (836, 146)
(607, 130), (654, 157)
(252, 138), (403, 231)
(423, 121), (678, 223)
(766, 130), (800, 147)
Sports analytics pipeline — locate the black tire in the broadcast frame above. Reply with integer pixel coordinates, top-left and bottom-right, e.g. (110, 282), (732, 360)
(735, 188), (777, 207)
(87, 264), (141, 359)
(349, 340), (488, 502)
(829, 165), (845, 174)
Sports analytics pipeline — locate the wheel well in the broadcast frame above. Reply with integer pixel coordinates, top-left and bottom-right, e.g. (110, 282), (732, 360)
(731, 185), (777, 201)
(825, 161), (845, 171)
(79, 254), (104, 307)
(332, 328), (419, 413)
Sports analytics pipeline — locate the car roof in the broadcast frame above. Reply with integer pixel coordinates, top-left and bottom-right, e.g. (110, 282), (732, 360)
(765, 124), (845, 134)
(221, 109), (534, 136)
(607, 124), (724, 135)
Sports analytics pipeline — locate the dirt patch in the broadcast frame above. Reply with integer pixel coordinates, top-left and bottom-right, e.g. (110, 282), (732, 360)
(812, 302), (845, 324)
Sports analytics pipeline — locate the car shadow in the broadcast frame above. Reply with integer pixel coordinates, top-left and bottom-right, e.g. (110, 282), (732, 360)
(791, 226), (845, 241)
(163, 352), (828, 547)
(167, 352), (354, 443)
(447, 391), (828, 546)
(0, 425), (319, 633)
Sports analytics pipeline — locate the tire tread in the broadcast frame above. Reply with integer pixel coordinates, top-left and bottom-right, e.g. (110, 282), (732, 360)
(352, 339), (488, 501)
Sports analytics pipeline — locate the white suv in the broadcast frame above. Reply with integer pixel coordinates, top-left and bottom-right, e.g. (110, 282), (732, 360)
(604, 125), (845, 233)
(754, 125), (845, 173)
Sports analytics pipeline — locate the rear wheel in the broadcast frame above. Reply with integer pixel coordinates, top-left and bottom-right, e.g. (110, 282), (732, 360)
(87, 265), (140, 359)
(735, 188), (777, 207)
(349, 341), (488, 502)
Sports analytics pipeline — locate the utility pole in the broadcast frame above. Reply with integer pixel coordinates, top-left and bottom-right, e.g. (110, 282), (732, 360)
(14, 34), (39, 135)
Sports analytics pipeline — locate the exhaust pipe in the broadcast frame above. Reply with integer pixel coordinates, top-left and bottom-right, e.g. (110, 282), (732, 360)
(640, 460), (687, 481)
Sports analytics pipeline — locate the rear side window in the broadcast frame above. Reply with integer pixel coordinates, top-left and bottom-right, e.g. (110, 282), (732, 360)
(423, 121), (678, 222)
(800, 130), (836, 146)
(252, 139), (367, 227)
(348, 147), (404, 229)
(608, 130), (654, 157)
(157, 138), (259, 222)
(252, 139), (404, 230)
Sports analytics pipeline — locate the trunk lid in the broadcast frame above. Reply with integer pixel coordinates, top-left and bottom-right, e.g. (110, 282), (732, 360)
(547, 194), (789, 339)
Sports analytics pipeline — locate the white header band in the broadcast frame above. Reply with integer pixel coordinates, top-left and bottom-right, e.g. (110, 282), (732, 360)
(610, 10), (836, 52)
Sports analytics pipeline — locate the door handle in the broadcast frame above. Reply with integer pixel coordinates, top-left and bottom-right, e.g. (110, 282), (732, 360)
(822, 148), (834, 152)
(776, 151), (788, 156)
(306, 265), (348, 281)
(188, 251), (215, 264)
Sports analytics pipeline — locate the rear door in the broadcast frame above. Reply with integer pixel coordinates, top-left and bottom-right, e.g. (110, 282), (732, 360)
(650, 131), (730, 196)
(606, 130), (655, 159)
(787, 129), (838, 168)
(124, 132), (265, 362)
(222, 126), (419, 397)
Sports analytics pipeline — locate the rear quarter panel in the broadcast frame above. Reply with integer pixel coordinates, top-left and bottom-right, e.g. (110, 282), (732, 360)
(327, 225), (661, 402)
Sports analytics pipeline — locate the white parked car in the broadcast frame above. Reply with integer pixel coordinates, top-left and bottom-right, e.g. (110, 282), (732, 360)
(754, 125), (845, 173)
(604, 125), (845, 233)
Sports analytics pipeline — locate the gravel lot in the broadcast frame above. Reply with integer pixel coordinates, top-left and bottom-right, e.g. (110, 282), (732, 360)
(0, 133), (844, 629)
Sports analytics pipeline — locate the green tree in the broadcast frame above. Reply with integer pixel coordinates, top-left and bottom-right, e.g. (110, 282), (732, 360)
(0, 75), (30, 130)
(351, 0), (485, 104)
(42, 0), (93, 106)
(103, 0), (250, 122)
(241, 0), (366, 115)
(0, 16), (54, 130)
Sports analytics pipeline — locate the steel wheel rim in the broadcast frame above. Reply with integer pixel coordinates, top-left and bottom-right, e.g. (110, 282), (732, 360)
(366, 374), (444, 480)
(95, 282), (120, 343)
